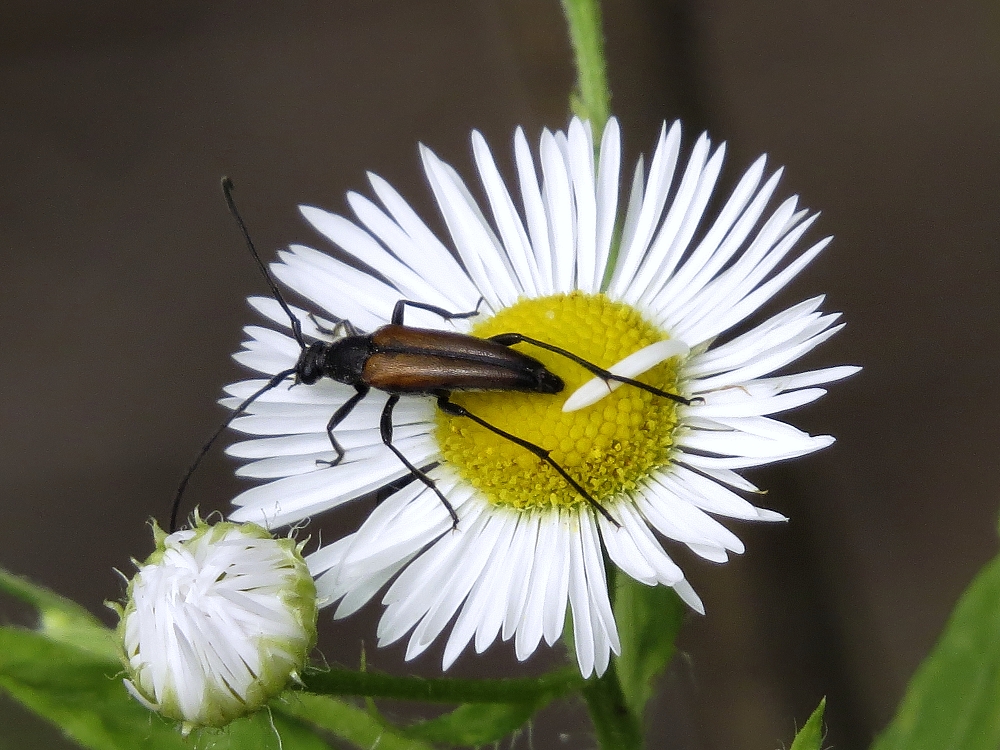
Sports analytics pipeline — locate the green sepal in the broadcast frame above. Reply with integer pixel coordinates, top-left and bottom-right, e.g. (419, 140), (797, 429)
(871, 553), (1000, 750)
(789, 698), (826, 750)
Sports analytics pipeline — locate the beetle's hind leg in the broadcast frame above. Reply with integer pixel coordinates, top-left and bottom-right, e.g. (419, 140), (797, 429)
(434, 391), (619, 527)
(392, 297), (484, 325)
(489, 333), (694, 406)
(381, 394), (460, 529)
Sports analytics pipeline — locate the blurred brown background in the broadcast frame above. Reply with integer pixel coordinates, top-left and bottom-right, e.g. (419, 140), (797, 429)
(1, 1), (998, 748)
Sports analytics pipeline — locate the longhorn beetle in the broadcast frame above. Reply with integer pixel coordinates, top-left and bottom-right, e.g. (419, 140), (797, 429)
(168, 178), (693, 533)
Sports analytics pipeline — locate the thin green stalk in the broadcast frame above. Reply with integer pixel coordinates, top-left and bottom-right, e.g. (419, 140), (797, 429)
(561, 0), (611, 136)
(581, 664), (643, 750)
(299, 666), (582, 704)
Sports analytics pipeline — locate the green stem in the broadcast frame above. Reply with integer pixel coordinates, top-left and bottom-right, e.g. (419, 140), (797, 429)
(561, 0), (611, 135)
(299, 666), (583, 704)
(581, 664), (643, 750)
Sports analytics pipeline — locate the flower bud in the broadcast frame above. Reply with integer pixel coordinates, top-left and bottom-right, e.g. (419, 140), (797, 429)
(115, 519), (317, 732)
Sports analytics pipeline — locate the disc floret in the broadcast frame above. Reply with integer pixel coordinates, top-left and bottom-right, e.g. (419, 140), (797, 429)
(436, 292), (685, 512)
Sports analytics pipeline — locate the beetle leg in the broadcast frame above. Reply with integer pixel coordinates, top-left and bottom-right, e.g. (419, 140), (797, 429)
(316, 384), (370, 467)
(308, 312), (362, 338)
(391, 297), (484, 325)
(489, 333), (696, 406)
(434, 391), (620, 528)
(380, 394), (460, 529)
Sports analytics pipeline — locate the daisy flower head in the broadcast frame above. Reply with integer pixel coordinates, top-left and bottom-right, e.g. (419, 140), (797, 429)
(115, 519), (317, 732)
(223, 117), (857, 677)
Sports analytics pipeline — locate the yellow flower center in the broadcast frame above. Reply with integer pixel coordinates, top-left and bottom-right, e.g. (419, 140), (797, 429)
(435, 292), (684, 513)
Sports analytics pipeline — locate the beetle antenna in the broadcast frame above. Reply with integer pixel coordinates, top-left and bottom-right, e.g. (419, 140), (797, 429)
(222, 177), (306, 349)
(169, 367), (297, 533)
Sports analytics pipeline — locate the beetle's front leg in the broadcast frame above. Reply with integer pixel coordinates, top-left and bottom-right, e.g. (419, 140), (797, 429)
(317, 384), (370, 467)
(309, 312), (363, 338)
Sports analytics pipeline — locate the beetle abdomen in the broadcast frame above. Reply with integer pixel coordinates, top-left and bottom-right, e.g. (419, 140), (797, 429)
(365, 326), (563, 394)
(362, 352), (561, 394)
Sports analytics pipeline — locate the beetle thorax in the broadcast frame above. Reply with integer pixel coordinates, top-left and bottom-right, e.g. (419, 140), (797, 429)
(297, 335), (372, 386)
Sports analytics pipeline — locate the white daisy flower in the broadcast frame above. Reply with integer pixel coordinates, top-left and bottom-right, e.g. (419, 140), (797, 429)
(116, 519), (317, 732)
(222, 118), (857, 677)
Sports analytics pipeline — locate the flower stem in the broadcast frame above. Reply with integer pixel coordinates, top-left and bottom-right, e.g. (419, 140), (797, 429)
(300, 666), (582, 704)
(561, 0), (611, 135)
(581, 664), (643, 750)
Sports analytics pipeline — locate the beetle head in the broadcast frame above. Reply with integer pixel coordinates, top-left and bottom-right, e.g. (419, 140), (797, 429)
(296, 342), (328, 385)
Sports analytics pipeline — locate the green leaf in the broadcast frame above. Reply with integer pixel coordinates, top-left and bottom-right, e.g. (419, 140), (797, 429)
(613, 576), (686, 719)
(400, 701), (542, 746)
(275, 693), (431, 750)
(222, 709), (333, 750)
(0, 567), (118, 662)
(872, 553), (1000, 750)
(789, 698), (826, 750)
(0, 625), (187, 749)
(0, 625), (342, 749)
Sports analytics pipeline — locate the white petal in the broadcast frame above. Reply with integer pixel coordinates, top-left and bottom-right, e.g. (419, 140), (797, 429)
(229, 440), (440, 528)
(616, 155), (646, 271)
(514, 127), (554, 293)
(593, 118), (621, 292)
(692, 322), (844, 392)
(472, 130), (541, 297)
(672, 579), (705, 615)
(609, 121), (681, 297)
(580, 517), (619, 674)
(366, 172), (479, 310)
(676, 438), (834, 470)
(501, 514), (541, 642)
(347, 191), (477, 312)
(567, 524), (596, 677)
(420, 145), (517, 310)
(562, 339), (691, 412)
(653, 162), (779, 320)
(514, 513), (560, 660)
(540, 129), (575, 293)
(542, 514), (572, 646)
(443, 509), (521, 664)
(599, 504), (684, 585)
(567, 118), (598, 293)
(668, 465), (778, 521)
(301, 205), (456, 311)
(624, 133), (720, 307)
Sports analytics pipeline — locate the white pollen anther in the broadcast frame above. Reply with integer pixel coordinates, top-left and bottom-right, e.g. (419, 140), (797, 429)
(562, 339), (690, 412)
